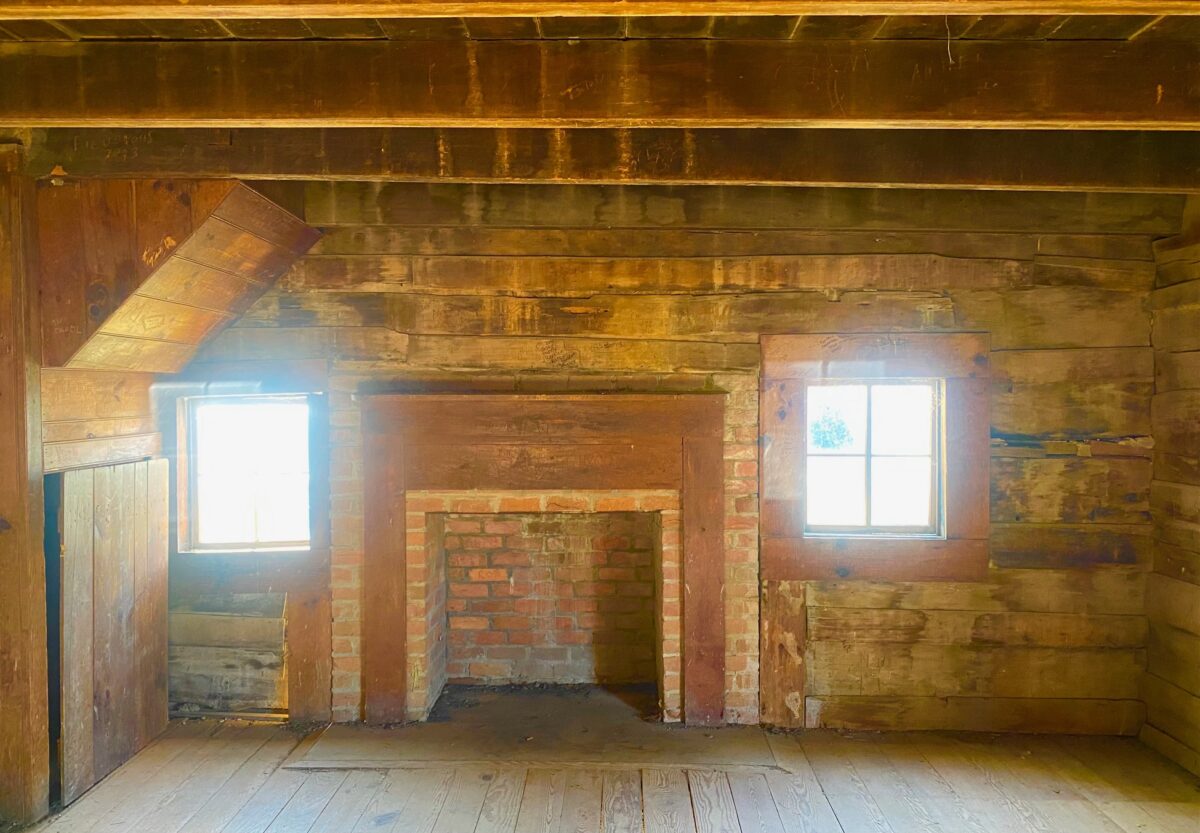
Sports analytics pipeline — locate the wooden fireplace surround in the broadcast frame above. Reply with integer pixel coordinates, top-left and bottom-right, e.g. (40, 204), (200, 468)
(361, 393), (726, 726)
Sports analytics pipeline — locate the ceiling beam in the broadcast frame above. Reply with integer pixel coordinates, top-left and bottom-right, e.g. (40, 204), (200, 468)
(0, 2), (1196, 18)
(1, 39), (1197, 130)
(25, 128), (1200, 193)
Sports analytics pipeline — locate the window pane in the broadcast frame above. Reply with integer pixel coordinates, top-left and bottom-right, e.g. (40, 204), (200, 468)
(871, 457), (933, 527)
(196, 474), (255, 545)
(193, 398), (311, 548)
(254, 474), (311, 544)
(807, 385), (867, 455)
(871, 384), (934, 456)
(807, 456), (867, 527)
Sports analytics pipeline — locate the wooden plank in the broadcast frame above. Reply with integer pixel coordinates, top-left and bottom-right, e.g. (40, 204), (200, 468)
(548, 769), (602, 833)
(727, 772), (787, 833)
(168, 645), (287, 712)
(1, 2), (1198, 16)
(806, 643), (1144, 699)
(29, 127), (1200, 193)
(805, 566), (1146, 615)
(307, 182), (1182, 236)
(286, 589), (332, 722)
(642, 769), (697, 833)
(3, 39), (1198, 128)
(60, 468), (95, 806)
(91, 464), (137, 780)
(263, 770), (347, 833)
(375, 395), (725, 443)
(682, 434), (725, 726)
(67, 332), (197, 373)
(807, 608), (1147, 648)
(762, 538), (989, 582)
(307, 226), (1155, 262)
(43, 415), (156, 444)
(389, 768), (454, 833)
(475, 769), (527, 833)
(991, 457), (1151, 524)
(293, 252), (1026, 294)
(361, 426), (406, 724)
(599, 770), (641, 833)
(806, 695), (1145, 734)
(759, 581), (806, 729)
(307, 770), (385, 833)
(40, 368), (155, 422)
(990, 523), (1152, 569)
(143, 460), (170, 745)
(405, 442), (683, 491)
(688, 770), (740, 833)
(43, 432), (160, 473)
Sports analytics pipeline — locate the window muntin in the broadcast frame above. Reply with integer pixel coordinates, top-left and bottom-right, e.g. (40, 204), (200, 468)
(186, 395), (311, 552)
(804, 380), (943, 537)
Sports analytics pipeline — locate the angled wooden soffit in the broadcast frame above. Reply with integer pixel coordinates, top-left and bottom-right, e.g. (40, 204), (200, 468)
(55, 182), (321, 373)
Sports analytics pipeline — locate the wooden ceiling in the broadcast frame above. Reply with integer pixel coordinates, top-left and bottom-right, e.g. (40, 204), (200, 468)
(1, 14), (1198, 41)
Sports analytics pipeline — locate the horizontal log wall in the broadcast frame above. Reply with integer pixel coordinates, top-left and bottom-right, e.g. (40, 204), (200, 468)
(1143, 210), (1200, 774)
(196, 181), (1171, 729)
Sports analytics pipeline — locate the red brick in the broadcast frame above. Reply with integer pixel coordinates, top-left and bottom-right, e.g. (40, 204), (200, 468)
(449, 582), (489, 598)
(493, 615), (531, 631)
(450, 616), (488, 630)
(463, 535), (505, 550)
(484, 519), (525, 535)
(444, 518), (483, 534)
(468, 568), (509, 582)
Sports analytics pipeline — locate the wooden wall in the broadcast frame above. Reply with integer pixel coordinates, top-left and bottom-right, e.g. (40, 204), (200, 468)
(1143, 201), (1200, 775)
(41, 369), (160, 473)
(193, 180), (1175, 731)
(58, 459), (170, 804)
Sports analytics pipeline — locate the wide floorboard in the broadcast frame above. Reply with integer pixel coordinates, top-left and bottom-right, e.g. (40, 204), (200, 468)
(32, 718), (1200, 833)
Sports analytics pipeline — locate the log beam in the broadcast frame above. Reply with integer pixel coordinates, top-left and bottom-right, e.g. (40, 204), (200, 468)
(0, 2), (1195, 17)
(24, 128), (1200, 193)
(0, 39), (1197, 129)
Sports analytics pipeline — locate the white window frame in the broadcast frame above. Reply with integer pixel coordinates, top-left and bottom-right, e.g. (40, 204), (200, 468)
(803, 378), (947, 539)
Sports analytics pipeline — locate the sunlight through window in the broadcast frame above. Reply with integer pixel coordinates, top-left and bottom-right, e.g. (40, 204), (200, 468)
(805, 381), (942, 536)
(189, 396), (311, 550)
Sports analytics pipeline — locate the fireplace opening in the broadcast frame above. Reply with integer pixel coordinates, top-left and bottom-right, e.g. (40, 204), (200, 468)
(441, 511), (660, 686)
(403, 493), (685, 724)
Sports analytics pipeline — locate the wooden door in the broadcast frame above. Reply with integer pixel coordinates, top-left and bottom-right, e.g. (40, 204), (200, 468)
(58, 459), (170, 805)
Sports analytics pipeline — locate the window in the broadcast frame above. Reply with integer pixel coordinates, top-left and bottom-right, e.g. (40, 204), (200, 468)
(182, 395), (311, 552)
(760, 333), (989, 582)
(805, 380), (943, 536)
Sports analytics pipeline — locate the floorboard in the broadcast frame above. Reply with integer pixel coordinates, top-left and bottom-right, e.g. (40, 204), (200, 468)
(32, 719), (1200, 833)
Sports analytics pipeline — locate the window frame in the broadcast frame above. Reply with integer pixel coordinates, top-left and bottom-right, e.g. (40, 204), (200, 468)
(802, 378), (946, 539)
(178, 392), (316, 554)
(760, 333), (990, 583)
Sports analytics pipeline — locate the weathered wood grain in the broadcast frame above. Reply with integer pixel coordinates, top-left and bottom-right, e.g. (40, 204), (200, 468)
(306, 182), (1182, 235)
(0, 1), (1196, 16)
(3, 39), (1198, 128)
(806, 695), (1145, 735)
(0, 147), (49, 825)
(28, 127), (1200, 193)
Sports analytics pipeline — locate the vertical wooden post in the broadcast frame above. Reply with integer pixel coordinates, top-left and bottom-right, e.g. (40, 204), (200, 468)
(0, 143), (49, 824)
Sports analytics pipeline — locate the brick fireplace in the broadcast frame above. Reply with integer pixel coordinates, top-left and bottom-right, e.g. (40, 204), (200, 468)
(403, 490), (682, 722)
(361, 394), (726, 725)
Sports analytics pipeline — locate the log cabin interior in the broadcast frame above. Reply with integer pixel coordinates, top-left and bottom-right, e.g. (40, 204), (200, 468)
(1, 2), (1200, 832)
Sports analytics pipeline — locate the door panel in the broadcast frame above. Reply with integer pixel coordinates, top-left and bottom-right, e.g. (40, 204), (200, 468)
(59, 458), (169, 805)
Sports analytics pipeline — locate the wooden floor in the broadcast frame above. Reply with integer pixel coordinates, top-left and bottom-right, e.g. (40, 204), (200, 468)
(32, 718), (1200, 833)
